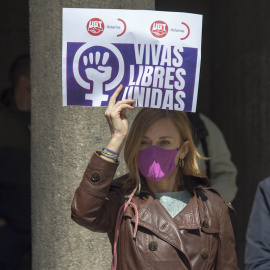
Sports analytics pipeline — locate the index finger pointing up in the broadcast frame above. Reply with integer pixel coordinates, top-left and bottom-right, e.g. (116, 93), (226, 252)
(108, 84), (123, 106)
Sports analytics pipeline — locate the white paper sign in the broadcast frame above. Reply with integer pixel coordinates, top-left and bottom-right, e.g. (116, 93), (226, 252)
(62, 8), (202, 111)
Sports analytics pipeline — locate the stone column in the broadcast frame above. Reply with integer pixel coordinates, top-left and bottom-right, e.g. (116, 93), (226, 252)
(29, 1), (154, 269)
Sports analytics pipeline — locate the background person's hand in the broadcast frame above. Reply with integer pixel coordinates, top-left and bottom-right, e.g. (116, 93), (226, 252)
(0, 217), (6, 228)
(104, 85), (135, 154)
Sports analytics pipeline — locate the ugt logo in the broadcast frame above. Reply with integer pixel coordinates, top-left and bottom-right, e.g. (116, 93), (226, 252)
(87, 18), (104, 36)
(71, 43), (124, 106)
(150, 20), (168, 38)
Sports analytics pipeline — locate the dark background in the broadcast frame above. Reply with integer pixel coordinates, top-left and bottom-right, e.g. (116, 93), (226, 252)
(1, 0), (270, 269)
(0, 0), (29, 91)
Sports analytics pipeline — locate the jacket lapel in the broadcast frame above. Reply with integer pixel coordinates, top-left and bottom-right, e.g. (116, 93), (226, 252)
(173, 193), (202, 230)
(127, 194), (192, 269)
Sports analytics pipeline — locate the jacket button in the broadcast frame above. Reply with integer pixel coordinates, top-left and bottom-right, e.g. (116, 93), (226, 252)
(203, 217), (209, 228)
(148, 241), (158, 251)
(201, 248), (209, 259)
(91, 171), (100, 182)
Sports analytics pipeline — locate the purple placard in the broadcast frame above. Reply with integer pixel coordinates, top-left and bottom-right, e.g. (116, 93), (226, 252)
(66, 42), (197, 111)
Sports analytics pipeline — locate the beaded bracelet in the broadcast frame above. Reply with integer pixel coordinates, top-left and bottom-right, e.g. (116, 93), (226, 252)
(100, 151), (119, 163)
(102, 148), (119, 157)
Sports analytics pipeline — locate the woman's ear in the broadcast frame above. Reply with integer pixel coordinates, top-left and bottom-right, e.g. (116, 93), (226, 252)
(180, 140), (190, 159)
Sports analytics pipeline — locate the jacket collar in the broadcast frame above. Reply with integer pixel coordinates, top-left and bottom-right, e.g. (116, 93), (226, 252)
(136, 185), (202, 230)
(138, 175), (219, 231)
(114, 173), (216, 232)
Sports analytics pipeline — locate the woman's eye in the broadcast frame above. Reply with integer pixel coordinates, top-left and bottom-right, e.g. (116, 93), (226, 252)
(141, 141), (149, 145)
(161, 140), (170, 145)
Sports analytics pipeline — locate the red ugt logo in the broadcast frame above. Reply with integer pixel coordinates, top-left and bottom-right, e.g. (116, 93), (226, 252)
(87, 18), (105, 36)
(150, 20), (168, 38)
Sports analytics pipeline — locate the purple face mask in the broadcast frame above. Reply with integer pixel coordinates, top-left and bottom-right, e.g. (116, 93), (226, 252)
(138, 145), (179, 183)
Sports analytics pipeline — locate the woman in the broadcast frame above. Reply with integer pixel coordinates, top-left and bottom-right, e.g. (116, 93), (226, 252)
(71, 85), (238, 269)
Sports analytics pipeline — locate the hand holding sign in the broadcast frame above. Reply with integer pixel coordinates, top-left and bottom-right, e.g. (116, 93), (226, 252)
(104, 85), (135, 154)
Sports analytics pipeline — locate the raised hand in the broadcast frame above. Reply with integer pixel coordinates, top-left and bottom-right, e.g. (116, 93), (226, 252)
(104, 85), (136, 155)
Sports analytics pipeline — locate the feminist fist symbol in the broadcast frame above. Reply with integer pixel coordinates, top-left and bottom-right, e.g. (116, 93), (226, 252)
(83, 51), (112, 106)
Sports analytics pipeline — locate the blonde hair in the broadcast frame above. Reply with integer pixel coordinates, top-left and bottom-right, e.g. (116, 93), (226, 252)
(124, 108), (204, 193)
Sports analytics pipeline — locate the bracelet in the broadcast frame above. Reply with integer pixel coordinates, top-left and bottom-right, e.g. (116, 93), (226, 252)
(102, 148), (119, 156)
(100, 151), (119, 163)
(101, 149), (119, 159)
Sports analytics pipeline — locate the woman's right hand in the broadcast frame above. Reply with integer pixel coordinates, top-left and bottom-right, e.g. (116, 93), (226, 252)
(104, 85), (136, 154)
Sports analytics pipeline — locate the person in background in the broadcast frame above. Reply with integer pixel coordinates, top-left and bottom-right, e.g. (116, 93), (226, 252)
(0, 55), (31, 270)
(187, 112), (238, 202)
(245, 177), (270, 270)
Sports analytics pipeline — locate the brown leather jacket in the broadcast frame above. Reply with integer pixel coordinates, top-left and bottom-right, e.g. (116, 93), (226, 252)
(71, 152), (239, 269)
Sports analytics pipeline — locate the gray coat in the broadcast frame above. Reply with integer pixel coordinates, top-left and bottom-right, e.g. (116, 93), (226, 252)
(245, 177), (270, 270)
